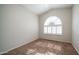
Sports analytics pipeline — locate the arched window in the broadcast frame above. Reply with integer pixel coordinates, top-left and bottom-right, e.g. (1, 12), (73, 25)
(44, 16), (62, 35)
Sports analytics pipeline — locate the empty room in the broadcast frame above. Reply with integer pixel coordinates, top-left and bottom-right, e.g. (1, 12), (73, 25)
(0, 4), (79, 55)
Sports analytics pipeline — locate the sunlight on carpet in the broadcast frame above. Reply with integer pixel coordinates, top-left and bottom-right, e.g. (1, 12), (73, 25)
(25, 49), (56, 55)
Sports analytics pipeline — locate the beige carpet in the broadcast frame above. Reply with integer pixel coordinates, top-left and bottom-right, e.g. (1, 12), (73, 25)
(3, 39), (78, 55)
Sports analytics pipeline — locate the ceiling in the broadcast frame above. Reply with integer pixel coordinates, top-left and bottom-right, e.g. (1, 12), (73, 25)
(22, 4), (72, 15)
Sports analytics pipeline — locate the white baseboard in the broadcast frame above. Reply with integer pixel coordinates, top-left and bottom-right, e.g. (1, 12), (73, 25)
(0, 38), (38, 55)
(72, 43), (79, 54)
(0, 51), (8, 55)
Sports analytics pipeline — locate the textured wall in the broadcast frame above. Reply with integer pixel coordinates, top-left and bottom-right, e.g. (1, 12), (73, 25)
(39, 8), (72, 43)
(72, 5), (79, 54)
(0, 5), (38, 53)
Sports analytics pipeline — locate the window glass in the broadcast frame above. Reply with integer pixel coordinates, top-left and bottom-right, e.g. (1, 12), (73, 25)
(57, 26), (62, 35)
(44, 27), (48, 34)
(44, 16), (62, 35)
(52, 26), (56, 34)
(48, 27), (52, 34)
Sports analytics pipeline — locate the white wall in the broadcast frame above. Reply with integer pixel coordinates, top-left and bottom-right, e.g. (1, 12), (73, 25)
(0, 5), (3, 52)
(39, 8), (72, 43)
(72, 5), (79, 54)
(0, 5), (38, 53)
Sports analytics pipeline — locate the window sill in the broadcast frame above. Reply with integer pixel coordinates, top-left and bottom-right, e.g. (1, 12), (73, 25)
(43, 33), (63, 36)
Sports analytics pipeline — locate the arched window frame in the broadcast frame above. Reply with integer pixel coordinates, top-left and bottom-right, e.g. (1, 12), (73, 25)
(44, 16), (62, 35)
